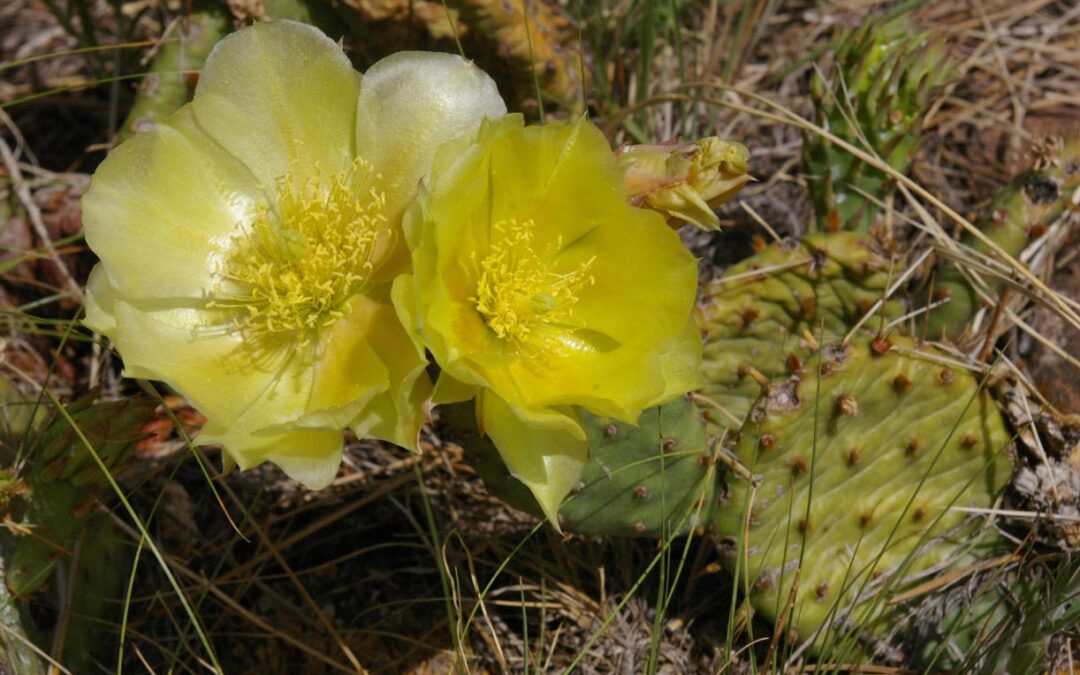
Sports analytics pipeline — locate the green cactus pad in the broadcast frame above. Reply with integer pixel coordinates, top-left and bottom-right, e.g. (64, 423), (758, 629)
(711, 335), (1013, 655)
(924, 134), (1080, 342)
(119, 9), (228, 141)
(804, 17), (953, 233)
(7, 395), (154, 597)
(61, 514), (131, 673)
(697, 232), (903, 428)
(448, 395), (718, 538)
(0, 555), (44, 675)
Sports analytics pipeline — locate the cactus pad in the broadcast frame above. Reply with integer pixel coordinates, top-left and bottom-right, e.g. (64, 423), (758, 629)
(449, 395), (718, 538)
(6, 394), (154, 597)
(804, 17), (953, 233)
(924, 134), (1080, 342)
(711, 335), (1013, 654)
(697, 232), (903, 427)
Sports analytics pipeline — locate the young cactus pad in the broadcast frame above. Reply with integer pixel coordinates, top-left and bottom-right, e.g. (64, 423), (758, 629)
(118, 9), (228, 140)
(924, 134), (1080, 342)
(804, 16), (953, 233)
(711, 335), (1013, 654)
(449, 395), (718, 538)
(696, 232), (902, 427)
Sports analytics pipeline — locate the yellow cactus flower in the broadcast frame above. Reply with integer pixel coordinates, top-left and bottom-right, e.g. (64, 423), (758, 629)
(82, 20), (506, 488)
(395, 116), (702, 522)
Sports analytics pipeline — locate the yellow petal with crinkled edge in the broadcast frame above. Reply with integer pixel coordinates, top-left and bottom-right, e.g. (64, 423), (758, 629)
(82, 107), (258, 300)
(83, 266), (117, 335)
(198, 420), (345, 489)
(477, 390), (586, 529)
(335, 286), (432, 450)
(351, 366), (431, 452)
(431, 372), (480, 406)
(356, 51), (506, 222)
(651, 314), (705, 407)
(265, 294), (396, 433)
(192, 20), (360, 187)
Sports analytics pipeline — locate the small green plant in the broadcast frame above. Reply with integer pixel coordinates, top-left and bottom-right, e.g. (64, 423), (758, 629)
(804, 16), (953, 233)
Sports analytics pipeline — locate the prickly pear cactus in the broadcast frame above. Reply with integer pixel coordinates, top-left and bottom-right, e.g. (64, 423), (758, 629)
(448, 395), (718, 538)
(6, 393), (154, 596)
(711, 334), (1013, 655)
(924, 134), (1080, 342)
(696, 232), (903, 427)
(119, 9), (228, 141)
(804, 17), (953, 233)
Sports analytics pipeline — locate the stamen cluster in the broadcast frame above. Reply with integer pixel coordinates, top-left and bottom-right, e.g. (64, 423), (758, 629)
(471, 219), (595, 349)
(213, 158), (389, 347)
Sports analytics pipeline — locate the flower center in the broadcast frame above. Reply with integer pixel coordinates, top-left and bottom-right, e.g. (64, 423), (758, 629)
(212, 157), (389, 347)
(472, 219), (595, 347)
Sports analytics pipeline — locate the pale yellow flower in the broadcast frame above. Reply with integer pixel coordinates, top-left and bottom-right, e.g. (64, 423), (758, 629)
(83, 20), (506, 487)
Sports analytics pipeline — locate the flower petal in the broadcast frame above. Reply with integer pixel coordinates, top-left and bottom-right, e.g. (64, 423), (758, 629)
(337, 286), (433, 450)
(432, 372), (480, 405)
(82, 107), (259, 300)
(100, 291), (366, 487)
(199, 420), (344, 489)
(83, 265), (118, 335)
(192, 19), (360, 186)
(651, 314), (705, 407)
(356, 51), (506, 221)
(105, 296), (301, 427)
(477, 391), (586, 528)
(285, 292), (396, 431)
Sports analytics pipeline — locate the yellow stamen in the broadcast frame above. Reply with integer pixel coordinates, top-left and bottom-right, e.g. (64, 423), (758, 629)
(211, 157), (389, 348)
(472, 219), (595, 350)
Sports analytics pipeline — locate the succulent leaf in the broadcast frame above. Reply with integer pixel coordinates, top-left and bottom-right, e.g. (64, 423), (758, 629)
(711, 335), (1014, 656)
(697, 232), (903, 427)
(804, 16), (954, 233)
(450, 394), (718, 538)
